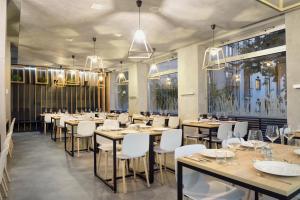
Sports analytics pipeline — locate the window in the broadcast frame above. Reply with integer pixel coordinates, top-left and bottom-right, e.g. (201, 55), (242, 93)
(148, 59), (178, 114)
(115, 71), (128, 111)
(208, 28), (287, 118)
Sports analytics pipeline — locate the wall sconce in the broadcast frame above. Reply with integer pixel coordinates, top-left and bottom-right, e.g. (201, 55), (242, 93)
(255, 76), (261, 90)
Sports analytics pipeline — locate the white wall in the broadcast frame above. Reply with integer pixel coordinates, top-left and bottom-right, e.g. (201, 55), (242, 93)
(0, 0), (7, 149)
(177, 44), (207, 121)
(128, 63), (148, 114)
(286, 9), (300, 129)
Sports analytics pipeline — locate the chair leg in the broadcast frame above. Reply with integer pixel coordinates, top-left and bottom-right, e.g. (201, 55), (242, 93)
(143, 156), (150, 187)
(59, 128), (62, 142)
(44, 123), (47, 135)
(4, 166), (11, 182)
(1, 182), (7, 198)
(2, 179), (8, 196)
(121, 160), (127, 193)
(77, 138), (80, 157)
(0, 190), (3, 200)
(105, 151), (108, 179)
(158, 154), (164, 184)
(132, 159), (136, 181)
(164, 153), (167, 171)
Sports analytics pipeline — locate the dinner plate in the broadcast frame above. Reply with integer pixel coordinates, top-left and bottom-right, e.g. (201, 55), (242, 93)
(254, 161), (300, 177)
(200, 149), (235, 158)
(152, 127), (170, 131)
(101, 128), (122, 131)
(121, 130), (138, 134)
(293, 149), (300, 155)
(241, 140), (266, 148)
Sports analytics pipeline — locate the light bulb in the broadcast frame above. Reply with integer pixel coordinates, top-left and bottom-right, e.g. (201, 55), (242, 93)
(98, 75), (104, 82)
(210, 48), (219, 56)
(149, 64), (158, 74)
(134, 29), (146, 43)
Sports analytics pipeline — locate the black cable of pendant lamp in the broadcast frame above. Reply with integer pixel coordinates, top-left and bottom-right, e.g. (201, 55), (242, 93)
(136, 0), (142, 29)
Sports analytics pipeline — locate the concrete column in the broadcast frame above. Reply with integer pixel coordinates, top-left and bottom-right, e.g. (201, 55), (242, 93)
(0, 0), (8, 149)
(177, 44), (207, 121)
(128, 63), (148, 115)
(286, 10), (300, 129)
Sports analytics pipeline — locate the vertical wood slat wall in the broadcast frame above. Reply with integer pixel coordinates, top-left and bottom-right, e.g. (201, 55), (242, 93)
(11, 67), (107, 132)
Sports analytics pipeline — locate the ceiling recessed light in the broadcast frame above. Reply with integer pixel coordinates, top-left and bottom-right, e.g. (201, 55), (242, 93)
(114, 33), (122, 37)
(91, 3), (104, 10)
(65, 38), (73, 42)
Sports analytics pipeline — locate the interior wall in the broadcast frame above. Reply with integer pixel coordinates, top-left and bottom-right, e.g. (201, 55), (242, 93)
(5, 41), (11, 123)
(285, 9), (300, 129)
(0, 0), (7, 149)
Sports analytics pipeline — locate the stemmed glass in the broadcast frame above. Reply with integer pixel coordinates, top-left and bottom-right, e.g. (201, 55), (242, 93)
(248, 130), (263, 161)
(222, 112), (228, 120)
(207, 113), (213, 120)
(143, 117), (149, 127)
(216, 112), (221, 121)
(284, 128), (295, 146)
(265, 125), (279, 146)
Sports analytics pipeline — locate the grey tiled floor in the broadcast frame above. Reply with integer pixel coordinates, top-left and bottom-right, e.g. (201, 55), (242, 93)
(7, 132), (177, 200)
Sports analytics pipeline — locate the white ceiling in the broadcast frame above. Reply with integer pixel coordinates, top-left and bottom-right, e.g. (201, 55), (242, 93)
(16, 0), (280, 68)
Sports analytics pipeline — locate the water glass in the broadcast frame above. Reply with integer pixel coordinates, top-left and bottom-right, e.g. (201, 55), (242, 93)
(216, 150), (226, 164)
(265, 125), (279, 144)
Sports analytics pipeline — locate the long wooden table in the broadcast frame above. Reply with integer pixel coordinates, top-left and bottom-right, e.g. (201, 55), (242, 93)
(93, 128), (168, 193)
(177, 144), (300, 200)
(64, 119), (104, 157)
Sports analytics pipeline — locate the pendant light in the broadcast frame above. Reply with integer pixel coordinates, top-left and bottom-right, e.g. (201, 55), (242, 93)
(54, 65), (65, 87)
(202, 24), (226, 71)
(85, 37), (104, 72)
(128, 0), (153, 59)
(116, 61), (127, 85)
(148, 48), (158, 74)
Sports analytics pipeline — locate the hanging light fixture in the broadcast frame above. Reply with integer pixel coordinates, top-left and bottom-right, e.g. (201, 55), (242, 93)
(54, 65), (65, 87)
(116, 61), (127, 85)
(202, 24), (226, 71)
(128, 0), (153, 59)
(148, 48), (158, 74)
(85, 37), (104, 72)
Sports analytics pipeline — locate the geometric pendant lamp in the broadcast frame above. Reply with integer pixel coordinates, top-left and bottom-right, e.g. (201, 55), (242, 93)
(128, 0), (153, 59)
(202, 24), (226, 71)
(54, 65), (66, 87)
(85, 37), (104, 72)
(116, 61), (128, 85)
(257, 0), (300, 12)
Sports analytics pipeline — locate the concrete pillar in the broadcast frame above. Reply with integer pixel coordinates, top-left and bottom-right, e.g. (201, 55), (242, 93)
(128, 63), (148, 115)
(286, 10), (300, 129)
(177, 44), (207, 121)
(0, 0), (8, 149)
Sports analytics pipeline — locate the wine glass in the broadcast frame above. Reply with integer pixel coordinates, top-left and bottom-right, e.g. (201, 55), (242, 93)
(248, 130), (264, 161)
(143, 117), (149, 126)
(216, 112), (221, 121)
(265, 125), (279, 145)
(207, 113), (213, 120)
(283, 128), (295, 146)
(222, 112), (228, 120)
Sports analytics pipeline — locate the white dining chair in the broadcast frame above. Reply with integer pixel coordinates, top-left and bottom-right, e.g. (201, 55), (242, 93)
(152, 116), (165, 127)
(203, 123), (232, 148)
(102, 119), (120, 129)
(117, 133), (150, 193)
(98, 112), (107, 120)
(74, 121), (96, 157)
(183, 120), (209, 144)
(222, 138), (245, 148)
(118, 113), (130, 126)
(168, 116), (180, 128)
(8, 118), (16, 158)
(44, 114), (52, 135)
(57, 115), (69, 142)
(175, 145), (245, 200)
(154, 129), (182, 184)
(233, 122), (248, 138)
(0, 145), (10, 199)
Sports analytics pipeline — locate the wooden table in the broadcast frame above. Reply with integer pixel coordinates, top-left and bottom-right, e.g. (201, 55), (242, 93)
(93, 128), (167, 193)
(50, 115), (61, 142)
(64, 119), (104, 157)
(181, 121), (221, 148)
(106, 113), (119, 119)
(177, 144), (300, 200)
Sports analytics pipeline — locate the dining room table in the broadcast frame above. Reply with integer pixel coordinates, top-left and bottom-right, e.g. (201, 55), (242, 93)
(181, 120), (238, 148)
(50, 115), (61, 142)
(177, 143), (300, 200)
(64, 118), (104, 157)
(93, 126), (171, 193)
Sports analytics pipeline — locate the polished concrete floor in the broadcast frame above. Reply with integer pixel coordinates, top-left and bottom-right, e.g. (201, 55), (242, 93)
(7, 132), (177, 200)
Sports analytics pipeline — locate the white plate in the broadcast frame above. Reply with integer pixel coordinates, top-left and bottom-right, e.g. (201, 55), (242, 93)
(121, 130), (138, 134)
(101, 128), (122, 131)
(200, 149), (235, 158)
(241, 141), (266, 148)
(152, 127), (170, 131)
(254, 161), (300, 177)
(139, 124), (151, 128)
(293, 149), (300, 155)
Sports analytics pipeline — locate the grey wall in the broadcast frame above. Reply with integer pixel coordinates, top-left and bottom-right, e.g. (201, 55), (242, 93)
(286, 9), (300, 129)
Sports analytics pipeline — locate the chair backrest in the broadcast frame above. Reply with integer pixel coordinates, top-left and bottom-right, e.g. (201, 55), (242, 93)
(103, 119), (119, 129)
(233, 122), (248, 138)
(44, 114), (52, 123)
(98, 112), (107, 120)
(59, 115), (68, 127)
(152, 116), (165, 127)
(96, 126), (113, 145)
(77, 121), (96, 137)
(160, 129), (182, 152)
(118, 113), (129, 124)
(9, 118), (16, 133)
(217, 123), (233, 140)
(168, 116), (179, 128)
(122, 133), (149, 157)
(222, 138), (245, 148)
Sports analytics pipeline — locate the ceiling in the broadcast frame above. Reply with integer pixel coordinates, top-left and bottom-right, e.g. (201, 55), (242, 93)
(14, 0), (281, 68)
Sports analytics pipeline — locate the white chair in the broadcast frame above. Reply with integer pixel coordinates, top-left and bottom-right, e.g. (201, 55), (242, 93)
(74, 121), (96, 157)
(98, 112), (107, 120)
(0, 145), (10, 199)
(168, 116), (179, 128)
(222, 138), (245, 148)
(233, 122), (248, 138)
(118, 113), (130, 126)
(44, 114), (52, 135)
(152, 116), (165, 127)
(154, 129), (182, 183)
(57, 115), (69, 142)
(175, 145), (245, 200)
(8, 118), (15, 158)
(132, 113), (144, 124)
(203, 123), (232, 148)
(102, 119), (119, 129)
(117, 133), (150, 193)
(183, 120), (209, 144)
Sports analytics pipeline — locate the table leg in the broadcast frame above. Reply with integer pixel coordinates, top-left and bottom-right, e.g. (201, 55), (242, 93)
(71, 125), (74, 157)
(255, 191), (259, 200)
(149, 135), (154, 183)
(181, 125), (185, 146)
(94, 132), (97, 176)
(209, 129), (212, 149)
(113, 140), (117, 193)
(54, 119), (57, 142)
(64, 123), (67, 152)
(50, 118), (53, 139)
(177, 161), (183, 200)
